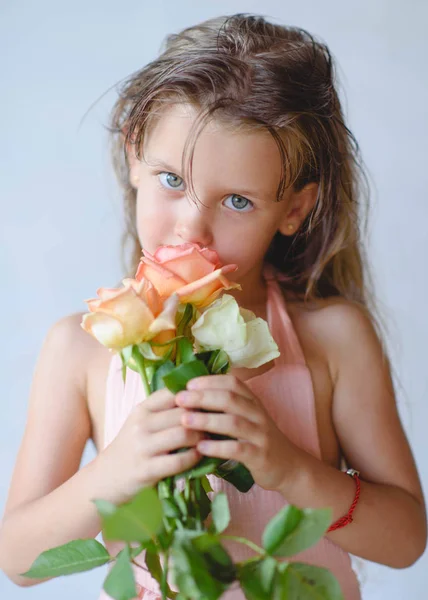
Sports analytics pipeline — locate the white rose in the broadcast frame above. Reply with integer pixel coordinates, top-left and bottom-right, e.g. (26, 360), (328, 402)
(191, 294), (280, 369)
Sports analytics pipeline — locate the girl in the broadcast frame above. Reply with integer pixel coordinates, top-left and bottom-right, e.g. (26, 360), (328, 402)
(0, 13), (426, 600)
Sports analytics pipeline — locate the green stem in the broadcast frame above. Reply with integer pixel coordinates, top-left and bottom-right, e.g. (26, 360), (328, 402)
(161, 549), (168, 600)
(176, 304), (193, 367)
(137, 358), (151, 396)
(192, 478), (202, 529)
(220, 535), (265, 556)
(239, 555), (264, 567)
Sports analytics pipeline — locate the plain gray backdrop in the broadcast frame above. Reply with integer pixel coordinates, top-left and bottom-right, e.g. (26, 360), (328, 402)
(1, 1), (427, 598)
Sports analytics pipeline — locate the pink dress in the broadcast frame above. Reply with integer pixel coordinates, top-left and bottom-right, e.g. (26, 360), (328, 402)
(98, 265), (361, 599)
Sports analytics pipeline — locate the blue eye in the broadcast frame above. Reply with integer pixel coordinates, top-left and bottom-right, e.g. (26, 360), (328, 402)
(224, 194), (253, 212)
(158, 172), (185, 190)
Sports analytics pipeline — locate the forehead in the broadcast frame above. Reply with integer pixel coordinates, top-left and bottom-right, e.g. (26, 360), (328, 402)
(143, 103), (284, 200)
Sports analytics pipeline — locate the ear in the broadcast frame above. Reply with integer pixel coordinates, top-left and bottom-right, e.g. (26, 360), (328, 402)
(124, 132), (141, 189)
(278, 183), (319, 236)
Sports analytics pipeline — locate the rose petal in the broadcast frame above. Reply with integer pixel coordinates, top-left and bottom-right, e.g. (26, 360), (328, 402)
(154, 247), (217, 282)
(227, 318), (280, 368)
(192, 295), (247, 351)
(135, 258), (186, 295)
(177, 267), (240, 307)
(147, 293), (179, 338)
(151, 243), (220, 268)
(81, 312), (125, 349)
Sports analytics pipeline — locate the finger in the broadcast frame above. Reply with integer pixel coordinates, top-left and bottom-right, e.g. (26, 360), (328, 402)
(148, 426), (205, 456)
(146, 407), (188, 432)
(181, 410), (264, 445)
(186, 374), (256, 401)
(196, 438), (258, 463)
(175, 389), (261, 424)
(147, 448), (202, 480)
(141, 387), (176, 412)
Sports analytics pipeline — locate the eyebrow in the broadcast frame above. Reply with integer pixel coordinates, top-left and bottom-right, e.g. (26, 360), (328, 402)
(144, 156), (183, 176)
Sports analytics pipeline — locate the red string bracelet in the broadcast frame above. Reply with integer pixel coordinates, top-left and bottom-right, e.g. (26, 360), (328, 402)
(327, 469), (361, 533)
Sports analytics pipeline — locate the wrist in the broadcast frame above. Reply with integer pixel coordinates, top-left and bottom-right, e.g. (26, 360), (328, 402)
(274, 442), (307, 498)
(86, 453), (122, 505)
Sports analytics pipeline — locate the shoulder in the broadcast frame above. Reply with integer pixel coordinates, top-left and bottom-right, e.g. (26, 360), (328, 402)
(286, 295), (385, 382)
(42, 312), (112, 449)
(45, 312), (93, 347)
(42, 312), (108, 393)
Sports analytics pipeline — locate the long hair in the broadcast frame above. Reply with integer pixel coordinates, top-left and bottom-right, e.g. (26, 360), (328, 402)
(108, 13), (379, 324)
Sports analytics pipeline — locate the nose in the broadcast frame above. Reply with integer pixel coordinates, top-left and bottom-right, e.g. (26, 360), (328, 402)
(174, 198), (213, 247)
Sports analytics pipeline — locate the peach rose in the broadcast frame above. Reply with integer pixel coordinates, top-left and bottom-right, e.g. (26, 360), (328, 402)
(135, 243), (240, 308)
(81, 278), (178, 351)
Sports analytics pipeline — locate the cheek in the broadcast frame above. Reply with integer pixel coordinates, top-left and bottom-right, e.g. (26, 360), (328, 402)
(136, 190), (174, 250)
(217, 217), (278, 266)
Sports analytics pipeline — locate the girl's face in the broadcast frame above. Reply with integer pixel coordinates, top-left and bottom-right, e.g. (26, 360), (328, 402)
(128, 103), (316, 298)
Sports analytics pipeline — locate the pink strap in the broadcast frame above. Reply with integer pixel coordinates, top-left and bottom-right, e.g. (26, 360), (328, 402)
(263, 263), (307, 366)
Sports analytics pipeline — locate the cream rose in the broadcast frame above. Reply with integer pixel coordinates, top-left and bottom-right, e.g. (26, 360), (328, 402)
(81, 278), (178, 351)
(135, 243), (240, 308)
(191, 294), (280, 369)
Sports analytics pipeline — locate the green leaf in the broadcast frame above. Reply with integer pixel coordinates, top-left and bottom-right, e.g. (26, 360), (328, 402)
(192, 479), (212, 521)
(176, 456), (223, 481)
(209, 349), (230, 374)
(20, 539), (111, 578)
(152, 360), (176, 391)
(192, 533), (236, 584)
(171, 535), (228, 599)
(119, 352), (127, 384)
(95, 486), (164, 543)
(161, 497), (182, 519)
(262, 505), (303, 555)
(158, 477), (174, 497)
(211, 493), (230, 534)
(163, 360), (209, 393)
(238, 556), (277, 600)
(214, 461), (255, 493)
(145, 548), (178, 599)
(273, 562), (344, 600)
(200, 475), (214, 493)
(177, 337), (195, 364)
(158, 529), (174, 552)
(103, 545), (137, 600)
(132, 345), (146, 374)
(145, 547), (162, 582)
(137, 342), (167, 362)
(173, 488), (188, 518)
(120, 345), (143, 375)
(264, 507), (332, 557)
(194, 350), (213, 366)
(121, 345), (133, 364)
(129, 542), (154, 559)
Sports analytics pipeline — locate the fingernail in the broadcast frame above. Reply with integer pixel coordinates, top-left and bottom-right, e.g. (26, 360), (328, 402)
(183, 412), (196, 425)
(187, 379), (201, 389)
(198, 441), (211, 452)
(176, 391), (192, 405)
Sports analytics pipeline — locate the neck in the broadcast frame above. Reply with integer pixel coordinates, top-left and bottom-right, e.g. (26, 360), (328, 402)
(227, 262), (269, 318)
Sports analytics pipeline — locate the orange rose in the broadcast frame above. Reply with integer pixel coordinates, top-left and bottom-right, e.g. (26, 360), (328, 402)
(81, 278), (178, 351)
(135, 243), (240, 308)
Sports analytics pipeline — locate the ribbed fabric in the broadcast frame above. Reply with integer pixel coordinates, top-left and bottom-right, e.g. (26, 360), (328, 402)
(97, 264), (361, 600)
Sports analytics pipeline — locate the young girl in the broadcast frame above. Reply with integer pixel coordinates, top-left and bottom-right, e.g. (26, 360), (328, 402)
(0, 13), (426, 600)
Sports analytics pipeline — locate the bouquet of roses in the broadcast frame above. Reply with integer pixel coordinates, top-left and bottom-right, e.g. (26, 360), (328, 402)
(21, 244), (343, 600)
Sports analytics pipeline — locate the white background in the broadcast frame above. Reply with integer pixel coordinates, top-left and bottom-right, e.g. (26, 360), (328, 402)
(1, 1), (427, 598)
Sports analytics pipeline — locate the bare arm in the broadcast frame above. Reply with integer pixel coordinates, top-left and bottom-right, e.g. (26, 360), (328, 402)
(278, 302), (427, 568)
(0, 315), (110, 586)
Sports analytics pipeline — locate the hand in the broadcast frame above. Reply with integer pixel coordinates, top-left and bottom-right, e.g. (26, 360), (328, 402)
(95, 387), (204, 505)
(175, 375), (298, 492)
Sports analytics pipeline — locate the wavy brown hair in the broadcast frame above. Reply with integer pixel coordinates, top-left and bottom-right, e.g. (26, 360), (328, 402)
(108, 13), (378, 319)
